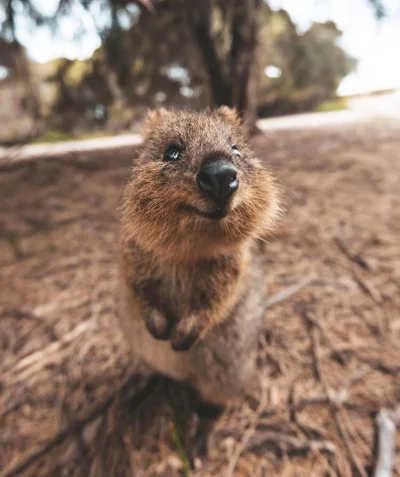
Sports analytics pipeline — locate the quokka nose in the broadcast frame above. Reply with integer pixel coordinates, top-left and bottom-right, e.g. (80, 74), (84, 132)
(197, 159), (239, 207)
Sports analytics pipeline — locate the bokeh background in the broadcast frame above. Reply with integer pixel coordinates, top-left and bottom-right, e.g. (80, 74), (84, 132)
(1, 2), (399, 477)
(0, 0), (399, 144)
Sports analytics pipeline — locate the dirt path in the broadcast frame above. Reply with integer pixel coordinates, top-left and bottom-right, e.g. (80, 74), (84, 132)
(2, 91), (399, 165)
(1, 118), (399, 476)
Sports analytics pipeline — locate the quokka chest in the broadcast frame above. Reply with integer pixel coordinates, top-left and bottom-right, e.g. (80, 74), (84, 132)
(132, 258), (241, 319)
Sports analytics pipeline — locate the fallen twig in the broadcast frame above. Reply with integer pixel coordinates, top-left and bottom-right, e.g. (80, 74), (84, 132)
(333, 410), (368, 477)
(374, 410), (396, 477)
(298, 307), (325, 382)
(334, 237), (382, 303)
(224, 382), (267, 477)
(334, 237), (370, 271)
(265, 274), (355, 310)
(247, 431), (336, 454)
(265, 276), (316, 308)
(0, 386), (118, 477)
(351, 271), (382, 304)
(0, 374), (155, 477)
(3, 320), (98, 385)
(297, 303), (369, 477)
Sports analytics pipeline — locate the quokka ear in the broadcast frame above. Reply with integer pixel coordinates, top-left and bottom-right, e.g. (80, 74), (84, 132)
(142, 108), (170, 135)
(216, 106), (242, 125)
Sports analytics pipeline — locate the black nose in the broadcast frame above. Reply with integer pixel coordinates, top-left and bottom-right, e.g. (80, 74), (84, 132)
(197, 159), (239, 207)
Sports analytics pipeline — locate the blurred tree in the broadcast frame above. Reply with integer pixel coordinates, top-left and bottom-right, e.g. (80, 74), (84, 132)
(1, 0), (264, 128)
(0, 38), (41, 119)
(136, 0), (383, 126)
(177, 0), (263, 127)
(44, 57), (110, 131)
(257, 10), (356, 116)
(0, 0), (387, 132)
(43, 2), (209, 132)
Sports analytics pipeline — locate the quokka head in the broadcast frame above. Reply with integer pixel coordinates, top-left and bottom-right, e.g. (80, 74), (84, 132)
(120, 107), (280, 261)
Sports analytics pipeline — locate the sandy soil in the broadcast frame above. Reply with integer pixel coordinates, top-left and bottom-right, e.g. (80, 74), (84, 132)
(0, 118), (399, 477)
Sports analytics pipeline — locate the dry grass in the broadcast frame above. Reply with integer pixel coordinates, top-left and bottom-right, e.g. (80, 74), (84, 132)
(0, 118), (399, 476)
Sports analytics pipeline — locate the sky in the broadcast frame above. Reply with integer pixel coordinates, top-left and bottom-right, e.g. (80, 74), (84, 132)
(268, 0), (400, 95)
(7, 0), (400, 96)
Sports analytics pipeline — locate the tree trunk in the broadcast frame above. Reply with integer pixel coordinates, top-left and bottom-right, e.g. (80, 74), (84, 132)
(232, 0), (262, 131)
(184, 0), (232, 106)
(12, 42), (42, 121)
(184, 0), (262, 131)
(230, 0), (260, 112)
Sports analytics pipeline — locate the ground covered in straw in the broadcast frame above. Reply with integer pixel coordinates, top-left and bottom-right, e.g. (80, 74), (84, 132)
(1, 118), (399, 477)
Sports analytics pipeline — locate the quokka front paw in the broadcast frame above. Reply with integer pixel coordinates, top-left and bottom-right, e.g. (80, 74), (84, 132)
(170, 316), (204, 351)
(145, 309), (173, 340)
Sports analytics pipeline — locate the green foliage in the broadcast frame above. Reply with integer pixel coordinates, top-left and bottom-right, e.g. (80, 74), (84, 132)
(313, 97), (348, 113)
(32, 130), (113, 143)
(171, 417), (190, 477)
(257, 9), (356, 116)
(32, 130), (74, 143)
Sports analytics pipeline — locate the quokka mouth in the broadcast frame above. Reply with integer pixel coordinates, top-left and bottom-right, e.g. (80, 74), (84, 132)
(181, 204), (229, 220)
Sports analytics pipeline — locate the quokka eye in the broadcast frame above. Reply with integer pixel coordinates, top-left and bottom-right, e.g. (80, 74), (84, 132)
(164, 145), (182, 161)
(232, 144), (241, 157)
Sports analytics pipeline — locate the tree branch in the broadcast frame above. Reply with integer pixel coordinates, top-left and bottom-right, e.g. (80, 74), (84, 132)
(374, 410), (396, 477)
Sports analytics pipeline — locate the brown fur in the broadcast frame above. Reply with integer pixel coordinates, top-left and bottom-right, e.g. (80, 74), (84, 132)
(117, 107), (280, 404)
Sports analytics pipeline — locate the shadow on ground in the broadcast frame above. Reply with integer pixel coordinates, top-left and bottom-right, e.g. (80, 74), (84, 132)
(0, 118), (399, 477)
